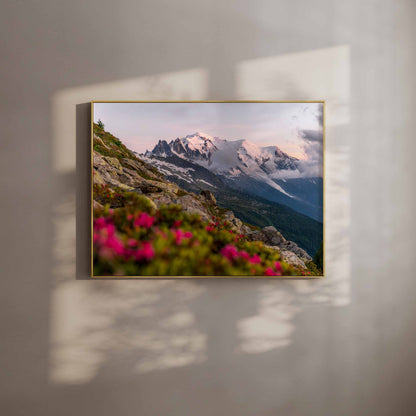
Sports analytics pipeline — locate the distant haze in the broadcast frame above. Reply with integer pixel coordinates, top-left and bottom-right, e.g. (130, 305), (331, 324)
(94, 101), (323, 164)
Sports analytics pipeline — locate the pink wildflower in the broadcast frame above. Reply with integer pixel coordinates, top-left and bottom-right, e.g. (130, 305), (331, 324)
(105, 235), (124, 256)
(239, 250), (250, 260)
(220, 244), (239, 261)
(249, 254), (261, 264)
(264, 268), (276, 276)
(94, 217), (107, 229)
(127, 238), (137, 247)
(134, 241), (155, 261)
(274, 261), (282, 272)
(206, 226), (215, 232)
(134, 212), (155, 228)
(173, 229), (193, 245)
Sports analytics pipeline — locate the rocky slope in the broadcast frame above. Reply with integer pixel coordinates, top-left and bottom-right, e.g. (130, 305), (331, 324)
(92, 124), (321, 275)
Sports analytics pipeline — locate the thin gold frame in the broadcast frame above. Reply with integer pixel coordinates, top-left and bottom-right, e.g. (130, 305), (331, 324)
(91, 101), (325, 279)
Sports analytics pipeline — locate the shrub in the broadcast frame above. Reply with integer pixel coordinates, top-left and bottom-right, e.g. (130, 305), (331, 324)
(93, 188), (318, 277)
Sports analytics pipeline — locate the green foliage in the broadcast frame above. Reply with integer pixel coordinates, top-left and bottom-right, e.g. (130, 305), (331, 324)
(93, 188), (318, 277)
(97, 119), (105, 129)
(176, 189), (189, 197)
(93, 183), (127, 207)
(216, 190), (322, 256)
(313, 241), (324, 273)
(305, 260), (322, 275)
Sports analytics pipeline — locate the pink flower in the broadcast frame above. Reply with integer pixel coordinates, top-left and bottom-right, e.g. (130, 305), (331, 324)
(264, 267), (275, 276)
(105, 235), (124, 256)
(205, 226), (215, 232)
(220, 244), (239, 261)
(239, 250), (250, 260)
(134, 241), (155, 261)
(274, 261), (282, 272)
(104, 224), (116, 237)
(94, 217), (107, 230)
(134, 212), (155, 228)
(249, 254), (261, 264)
(127, 214), (134, 221)
(173, 229), (193, 245)
(127, 238), (137, 247)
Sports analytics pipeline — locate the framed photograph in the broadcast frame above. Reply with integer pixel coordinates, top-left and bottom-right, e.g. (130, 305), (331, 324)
(91, 101), (324, 278)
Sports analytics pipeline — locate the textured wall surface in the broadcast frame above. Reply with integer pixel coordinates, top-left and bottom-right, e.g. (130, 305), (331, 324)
(1, 1), (415, 415)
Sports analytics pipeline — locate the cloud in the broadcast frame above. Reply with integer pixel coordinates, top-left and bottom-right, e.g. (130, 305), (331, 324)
(282, 106), (323, 178)
(300, 129), (322, 143)
(317, 104), (324, 128)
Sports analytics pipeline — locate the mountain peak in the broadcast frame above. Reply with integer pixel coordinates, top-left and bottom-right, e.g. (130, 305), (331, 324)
(185, 131), (213, 140)
(147, 133), (298, 177)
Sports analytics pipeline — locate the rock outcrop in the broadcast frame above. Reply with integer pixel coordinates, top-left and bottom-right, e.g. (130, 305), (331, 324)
(200, 190), (217, 205)
(247, 225), (312, 268)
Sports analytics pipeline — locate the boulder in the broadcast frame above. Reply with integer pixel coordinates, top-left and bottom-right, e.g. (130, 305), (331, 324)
(224, 211), (235, 221)
(280, 241), (312, 262)
(265, 245), (282, 254)
(240, 224), (252, 235)
(122, 158), (161, 180)
(103, 156), (123, 173)
(247, 230), (268, 243)
(136, 184), (162, 193)
(280, 250), (307, 269)
(200, 190), (217, 205)
(93, 169), (106, 186)
(262, 226), (286, 246)
(175, 195), (210, 221)
(93, 200), (104, 211)
(150, 193), (176, 208)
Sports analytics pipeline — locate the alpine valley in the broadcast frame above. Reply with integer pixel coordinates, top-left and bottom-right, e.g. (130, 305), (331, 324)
(141, 132), (323, 255)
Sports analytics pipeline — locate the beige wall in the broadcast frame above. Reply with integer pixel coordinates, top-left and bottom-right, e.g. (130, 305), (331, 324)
(1, 1), (415, 415)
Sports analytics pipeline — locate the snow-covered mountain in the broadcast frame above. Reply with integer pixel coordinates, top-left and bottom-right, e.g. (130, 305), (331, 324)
(144, 132), (323, 221)
(147, 132), (298, 179)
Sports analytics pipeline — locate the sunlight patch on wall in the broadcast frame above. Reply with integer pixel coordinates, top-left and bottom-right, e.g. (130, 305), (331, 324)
(235, 46), (351, 354)
(236, 45), (350, 126)
(52, 68), (208, 173)
(237, 286), (299, 353)
(50, 270), (206, 384)
(50, 68), (208, 384)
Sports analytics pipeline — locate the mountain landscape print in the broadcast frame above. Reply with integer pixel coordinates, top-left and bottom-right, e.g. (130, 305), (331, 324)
(92, 101), (324, 277)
